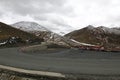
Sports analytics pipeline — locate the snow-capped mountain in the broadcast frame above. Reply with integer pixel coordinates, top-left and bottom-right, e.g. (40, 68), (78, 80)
(11, 21), (71, 46)
(65, 25), (120, 48)
(11, 21), (61, 39)
(11, 21), (75, 36)
(11, 21), (49, 32)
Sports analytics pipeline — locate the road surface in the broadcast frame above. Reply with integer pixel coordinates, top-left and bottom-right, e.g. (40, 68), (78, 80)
(0, 47), (120, 76)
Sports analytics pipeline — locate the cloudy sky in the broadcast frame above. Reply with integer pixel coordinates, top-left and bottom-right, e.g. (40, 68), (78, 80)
(0, 0), (120, 34)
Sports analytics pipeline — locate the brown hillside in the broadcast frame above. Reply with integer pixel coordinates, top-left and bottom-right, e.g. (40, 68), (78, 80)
(0, 22), (37, 40)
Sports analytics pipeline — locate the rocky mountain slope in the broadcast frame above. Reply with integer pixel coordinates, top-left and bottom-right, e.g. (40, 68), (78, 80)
(65, 25), (120, 48)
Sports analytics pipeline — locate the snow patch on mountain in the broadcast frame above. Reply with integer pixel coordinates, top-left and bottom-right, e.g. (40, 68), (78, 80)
(0, 41), (7, 46)
(70, 39), (95, 46)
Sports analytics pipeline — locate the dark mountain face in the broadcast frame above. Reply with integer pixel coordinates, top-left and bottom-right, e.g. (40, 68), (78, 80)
(65, 26), (120, 48)
(0, 22), (44, 47)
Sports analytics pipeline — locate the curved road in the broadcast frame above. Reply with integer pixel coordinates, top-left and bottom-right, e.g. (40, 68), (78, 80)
(0, 47), (120, 76)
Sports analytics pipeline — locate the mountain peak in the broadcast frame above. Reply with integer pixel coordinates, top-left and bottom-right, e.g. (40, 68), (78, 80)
(11, 21), (49, 32)
(85, 25), (95, 30)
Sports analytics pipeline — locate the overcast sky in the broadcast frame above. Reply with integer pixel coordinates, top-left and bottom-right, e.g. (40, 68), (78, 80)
(0, 0), (120, 34)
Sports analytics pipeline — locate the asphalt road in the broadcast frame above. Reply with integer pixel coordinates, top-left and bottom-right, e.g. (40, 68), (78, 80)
(0, 47), (120, 76)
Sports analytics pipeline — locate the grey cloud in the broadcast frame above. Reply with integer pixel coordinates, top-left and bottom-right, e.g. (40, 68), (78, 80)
(33, 15), (48, 21)
(50, 18), (70, 27)
(33, 15), (74, 34)
(33, 13), (71, 28)
(0, 10), (3, 16)
(0, 13), (2, 16)
(2, 0), (120, 34)
(0, 0), (75, 34)
(0, 0), (72, 16)
(107, 15), (120, 23)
